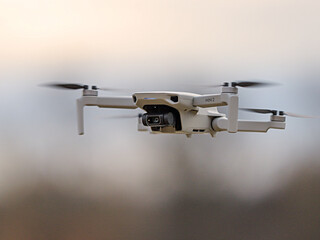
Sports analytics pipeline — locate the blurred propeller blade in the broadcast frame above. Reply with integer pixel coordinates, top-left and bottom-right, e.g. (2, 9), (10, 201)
(240, 108), (278, 115)
(283, 112), (320, 119)
(98, 87), (132, 92)
(201, 80), (278, 88)
(42, 83), (131, 92)
(42, 83), (87, 90)
(241, 108), (320, 118)
(233, 81), (276, 88)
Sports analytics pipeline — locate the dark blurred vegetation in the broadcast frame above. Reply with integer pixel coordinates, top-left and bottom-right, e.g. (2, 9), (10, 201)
(1, 164), (320, 240)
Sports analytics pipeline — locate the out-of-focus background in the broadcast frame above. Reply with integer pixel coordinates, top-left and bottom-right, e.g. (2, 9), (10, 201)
(1, 0), (320, 239)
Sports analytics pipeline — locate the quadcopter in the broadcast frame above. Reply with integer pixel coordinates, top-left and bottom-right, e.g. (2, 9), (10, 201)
(45, 81), (317, 138)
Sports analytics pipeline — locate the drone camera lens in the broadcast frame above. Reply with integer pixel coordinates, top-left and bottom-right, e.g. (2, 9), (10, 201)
(147, 116), (160, 124)
(142, 110), (176, 128)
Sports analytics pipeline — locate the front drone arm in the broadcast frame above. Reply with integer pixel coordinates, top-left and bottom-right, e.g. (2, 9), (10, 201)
(77, 96), (137, 135)
(193, 91), (239, 133)
(212, 117), (286, 133)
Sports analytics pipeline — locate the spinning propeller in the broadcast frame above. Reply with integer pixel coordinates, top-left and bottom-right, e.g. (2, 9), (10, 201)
(207, 80), (278, 88)
(42, 83), (121, 91)
(240, 108), (320, 119)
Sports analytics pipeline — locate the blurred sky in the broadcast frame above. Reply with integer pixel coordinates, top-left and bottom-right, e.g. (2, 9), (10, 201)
(0, 0), (320, 205)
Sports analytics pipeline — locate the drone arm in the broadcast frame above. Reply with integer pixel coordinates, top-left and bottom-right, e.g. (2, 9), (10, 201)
(77, 99), (85, 135)
(79, 96), (137, 108)
(227, 95), (239, 133)
(77, 96), (137, 135)
(193, 93), (239, 133)
(212, 117), (286, 133)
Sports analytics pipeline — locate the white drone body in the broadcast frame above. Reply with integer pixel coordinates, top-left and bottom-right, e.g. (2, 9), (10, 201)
(75, 83), (286, 138)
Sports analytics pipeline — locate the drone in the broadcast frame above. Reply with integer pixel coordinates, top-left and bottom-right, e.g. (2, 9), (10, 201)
(45, 81), (317, 138)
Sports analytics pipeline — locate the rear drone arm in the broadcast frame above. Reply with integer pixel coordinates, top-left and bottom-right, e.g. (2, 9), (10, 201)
(77, 95), (137, 135)
(212, 117), (286, 133)
(193, 88), (239, 133)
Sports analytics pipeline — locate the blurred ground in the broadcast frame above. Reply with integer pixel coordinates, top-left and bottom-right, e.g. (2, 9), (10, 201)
(1, 162), (320, 240)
